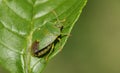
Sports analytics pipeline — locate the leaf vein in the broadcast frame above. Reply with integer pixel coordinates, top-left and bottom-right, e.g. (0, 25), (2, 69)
(0, 21), (26, 39)
(3, 0), (29, 21)
(0, 41), (22, 55)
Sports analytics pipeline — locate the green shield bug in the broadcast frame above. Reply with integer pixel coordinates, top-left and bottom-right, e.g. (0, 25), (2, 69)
(31, 11), (65, 59)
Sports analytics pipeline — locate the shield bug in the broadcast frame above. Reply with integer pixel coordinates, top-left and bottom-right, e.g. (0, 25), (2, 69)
(31, 11), (65, 58)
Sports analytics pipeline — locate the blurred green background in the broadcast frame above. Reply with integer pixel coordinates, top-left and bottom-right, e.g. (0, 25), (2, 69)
(1, 0), (120, 73)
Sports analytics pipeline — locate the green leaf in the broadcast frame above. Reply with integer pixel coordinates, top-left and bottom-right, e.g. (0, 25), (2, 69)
(0, 0), (87, 73)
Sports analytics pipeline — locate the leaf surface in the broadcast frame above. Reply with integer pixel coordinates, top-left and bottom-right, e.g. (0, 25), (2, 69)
(0, 0), (87, 73)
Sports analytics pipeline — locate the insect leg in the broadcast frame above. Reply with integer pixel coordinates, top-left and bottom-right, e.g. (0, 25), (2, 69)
(45, 44), (54, 61)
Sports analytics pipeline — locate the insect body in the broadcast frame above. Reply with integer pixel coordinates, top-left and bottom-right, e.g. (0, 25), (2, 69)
(31, 11), (65, 58)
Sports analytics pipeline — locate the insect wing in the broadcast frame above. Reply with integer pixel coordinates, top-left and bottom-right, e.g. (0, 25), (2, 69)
(32, 22), (61, 50)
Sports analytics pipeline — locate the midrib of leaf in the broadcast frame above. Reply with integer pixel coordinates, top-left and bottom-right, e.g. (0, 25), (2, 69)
(24, 1), (36, 73)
